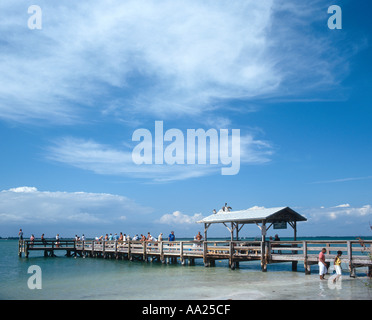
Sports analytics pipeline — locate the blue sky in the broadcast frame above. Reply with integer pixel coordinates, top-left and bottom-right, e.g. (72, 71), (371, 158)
(0, 0), (372, 238)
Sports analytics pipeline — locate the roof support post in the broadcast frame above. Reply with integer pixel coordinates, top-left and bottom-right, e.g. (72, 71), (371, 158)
(288, 221), (297, 241)
(204, 223), (211, 241)
(261, 220), (267, 272)
(288, 220), (298, 271)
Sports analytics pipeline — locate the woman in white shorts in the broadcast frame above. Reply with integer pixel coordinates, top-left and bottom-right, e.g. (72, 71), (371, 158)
(333, 251), (342, 282)
(318, 248), (327, 280)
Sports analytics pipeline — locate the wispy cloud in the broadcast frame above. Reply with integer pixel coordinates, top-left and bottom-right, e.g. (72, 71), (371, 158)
(311, 176), (372, 184)
(0, 0), (354, 124)
(46, 131), (273, 182)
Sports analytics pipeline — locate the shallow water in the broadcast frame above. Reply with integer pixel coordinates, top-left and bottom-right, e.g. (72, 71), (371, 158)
(1, 240), (371, 300)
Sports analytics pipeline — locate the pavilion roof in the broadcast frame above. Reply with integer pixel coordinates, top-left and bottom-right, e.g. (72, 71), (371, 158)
(197, 206), (307, 224)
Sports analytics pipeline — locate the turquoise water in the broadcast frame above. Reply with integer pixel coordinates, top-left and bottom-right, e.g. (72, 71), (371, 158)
(1, 239), (371, 300)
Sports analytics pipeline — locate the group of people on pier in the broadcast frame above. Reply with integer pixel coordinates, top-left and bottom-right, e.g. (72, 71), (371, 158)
(19, 228), (206, 246)
(19, 228), (181, 244)
(92, 230), (177, 243)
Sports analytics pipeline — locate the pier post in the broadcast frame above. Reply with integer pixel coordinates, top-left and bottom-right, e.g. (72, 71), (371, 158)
(347, 241), (356, 278)
(160, 241), (164, 263)
(291, 242), (298, 271)
(303, 241), (311, 275)
(143, 241), (147, 262)
(260, 241), (267, 272)
(18, 241), (23, 257)
(73, 240), (77, 257)
(260, 221), (267, 272)
(92, 241), (95, 257)
(203, 241), (210, 267)
(265, 241), (271, 265)
(180, 241), (184, 265)
(128, 241), (132, 261)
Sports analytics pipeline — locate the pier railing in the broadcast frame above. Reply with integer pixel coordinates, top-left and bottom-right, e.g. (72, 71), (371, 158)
(18, 239), (77, 257)
(18, 239), (372, 275)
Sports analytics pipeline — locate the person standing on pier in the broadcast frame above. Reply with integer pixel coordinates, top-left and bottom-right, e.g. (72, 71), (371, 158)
(41, 233), (46, 245)
(30, 234), (35, 247)
(195, 231), (203, 247)
(168, 231), (175, 242)
(56, 234), (60, 247)
(195, 231), (203, 241)
(168, 231), (175, 249)
(318, 248), (327, 280)
(18, 229), (23, 240)
(158, 233), (163, 242)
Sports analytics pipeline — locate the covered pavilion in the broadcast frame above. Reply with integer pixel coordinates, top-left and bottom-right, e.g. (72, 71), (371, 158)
(197, 206), (307, 242)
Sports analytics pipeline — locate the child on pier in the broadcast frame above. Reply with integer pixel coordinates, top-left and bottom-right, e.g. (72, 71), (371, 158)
(333, 251), (343, 283)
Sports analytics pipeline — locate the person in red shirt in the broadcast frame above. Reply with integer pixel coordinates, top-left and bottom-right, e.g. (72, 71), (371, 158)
(318, 248), (327, 280)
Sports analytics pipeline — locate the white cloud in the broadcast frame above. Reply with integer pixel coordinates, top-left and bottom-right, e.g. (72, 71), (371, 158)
(0, 0), (353, 124)
(8, 187), (38, 193)
(0, 187), (152, 226)
(158, 211), (203, 225)
(47, 131), (273, 181)
(332, 204), (351, 208)
(303, 204), (372, 225)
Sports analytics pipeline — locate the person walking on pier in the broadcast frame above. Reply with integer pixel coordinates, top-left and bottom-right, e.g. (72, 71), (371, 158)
(318, 248), (327, 280)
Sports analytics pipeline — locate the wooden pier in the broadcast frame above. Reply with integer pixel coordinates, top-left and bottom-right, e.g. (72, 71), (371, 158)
(18, 239), (372, 277)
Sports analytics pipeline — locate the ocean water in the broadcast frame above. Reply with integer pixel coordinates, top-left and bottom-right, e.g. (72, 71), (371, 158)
(1, 239), (371, 300)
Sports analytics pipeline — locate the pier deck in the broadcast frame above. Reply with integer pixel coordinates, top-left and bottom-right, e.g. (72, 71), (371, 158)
(18, 239), (372, 277)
